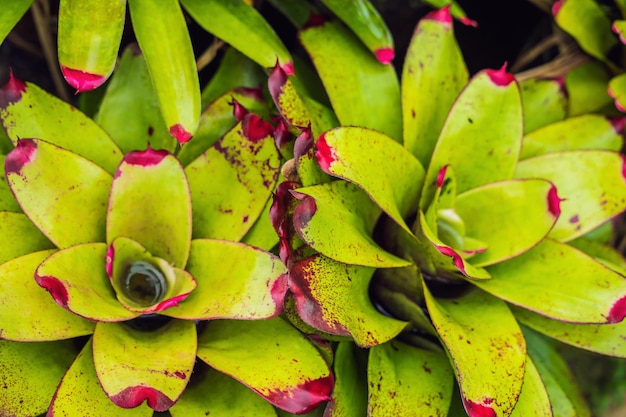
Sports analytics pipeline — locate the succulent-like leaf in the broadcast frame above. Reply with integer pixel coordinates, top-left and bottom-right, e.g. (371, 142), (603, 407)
(128, 0), (200, 143)
(520, 78), (567, 134)
(0, 75), (123, 174)
(324, 342), (367, 417)
(5, 139), (111, 248)
(107, 148), (191, 267)
(185, 119), (279, 241)
(609, 72), (626, 112)
(402, 6), (468, 165)
(0, 339), (76, 417)
(424, 286), (526, 417)
(300, 20), (402, 141)
(479, 239), (626, 324)
(568, 236), (626, 275)
(515, 150), (626, 242)
(454, 179), (559, 266)
(164, 239), (287, 320)
(0, 250), (94, 341)
(320, 0), (394, 64)
(197, 317), (334, 414)
(0, 212), (54, 265)
(181, 0), (292, 72)
(35, 243), (139, 322)
(294, 181), (410, 268)
(49, 339), (153, 417)
(96, 44), (177, 154)
(564, 61), (612, 116)
(241, 191), (280, 251)
(93, 320), (197, 411)
(170, 365), (278, 417)
(316, 127), (423, 233)
(509, 357), (553, 417)
(289, 254), (408, 347)
(0, 0), (33, 44)
(57, 0), (125, 91)
(422, 0), (472, 23)
(266, 0), (316, 28)
(367, 340), (454, 416)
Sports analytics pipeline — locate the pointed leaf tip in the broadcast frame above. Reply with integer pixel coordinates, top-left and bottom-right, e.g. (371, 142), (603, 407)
(375, 48), (395, 65)
(231, 98), (249, 121)
(122, 147), (170, 167)
(269, 63), (289, 101)
(109, 385), (174, 412)
(460, 16), (479, 27)
(485, 63), (515, 86)
(266, 374), (334, 414)
(282, 61), (295, 76)
(547, 185), (562, 217)
(608, 295), (626, 323)
(435, 245), (467, 275)
(315, 134), (336, 174)
(463, 398), (497, 417)
(35, 275), (69, 307)
(169, 124), (193, 144)
(0, 70), (26, 108)
(61, 66), (107, 92)
(242, 114), (274, 141)
(106, 245), (114, 278)
(5, 138), (37, 174)
(552, 0), (565, 15)
(424, 5), (452, 24)
(437, 165), (448, 188)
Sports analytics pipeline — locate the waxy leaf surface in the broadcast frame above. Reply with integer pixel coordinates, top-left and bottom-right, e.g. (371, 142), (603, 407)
(0, 212), (54, 265)
(480, 239), (626, 324)
(325, 342), (367, 417)
(509, 357), (553, 417)
(609, 72), (626, 112)
(0, 0), (33, 44)
(300, 21), (402, 141)
(197, 317), (333, 414)
(520, 78), (567, 134)
(424, 286), (526, 417)
(565, 61), (612, 116)
(0, 156), (20, 212)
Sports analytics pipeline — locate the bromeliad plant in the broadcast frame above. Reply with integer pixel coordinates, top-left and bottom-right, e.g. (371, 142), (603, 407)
(0, 44), (334, 416)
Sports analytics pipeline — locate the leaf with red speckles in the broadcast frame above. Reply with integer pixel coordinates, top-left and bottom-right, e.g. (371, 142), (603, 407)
(108, 148), (191, 267)
(164, 239), (287, 320)
(57, 0), (125, 91)
(294, 181), (410, 268)
(520, 79), (567, 134)
(521, 114), (622, 160)
(197, 317), (334, 414)
(515, 150), (626, 242)
(0, 212), (54, 265)
(422, 68), (522, 209)
(128, 0), (200, 143)
(402, 5), (468, 166)
(300, 21), (402, 141)
(0, 339), (76, 417)
(170, 365), (278, 417)
(290, 254), (407, 347)
(323, 342), (367, 417)
(509, 357), (552, 417)
(35, 243), (139, 322)
(5, 139), (112, 249)
(96, 45), (177, 154)
(180, 0), (292, 71)
(185, 120), (280, 242)
(424, 286), (526, 417)
(316, 127), (423, 234)
(319, 0), (393, 64)
(367, 340), (454, 417)
(93, 320), (196, 412)
(0, 0), (32, 44)
(524, 328), (591, 417)
(565, 61), (613, 117)
(477, 238), (626, 324)
(609, 73), (626, 113)
(553, 0), (617, 62)
(49, 338), (153, 417)
(0, 250), (94, 341)
(241, 184), (280, 251)
(0, 77), (123, 174)
(454, 179), (558, 267)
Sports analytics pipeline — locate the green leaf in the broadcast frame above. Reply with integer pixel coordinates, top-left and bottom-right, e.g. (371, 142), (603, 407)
(454, 179), (558, 266)
(424, 286), (526, 417)
(181, 0), (292, 70)
(5, 139), (111, 248)
(324, 342), (367, 417)
(568, 236), (626, 276)
(320, 0), (393, 63)
(515, 150), (626, 242)
(266, 0), (316, 28)
(165, 239), (287, 320)
(96, 44), (177, 154)
(294, 181), (410, 268)
(520, 78), (567, 134)
(367, 340), (454, 416)
(107, 148), (191, 267)
(290, 254), (407, 347)
(170, 365), (278, 417)
(0, 0), (33, 44)
(35, 243), (139, 322)
(479, 239), (626, 324)
(402, 6), (468, 165)
(0, 77), (123, 174)
(197, 317), (333, 414)
(0, 212), (54, 265)
(609, 72), (626, 112)
(565, 61), (612, 116)
(422, 1), (472, 23)
(241, 191), (280, 251)
(49, 339), (153, 417)
(0, 339), (76, 417)
(316, 127), (423, 233)
(509, 357), (553, 417)
(93, 320), (197, 411)
(57, 0), (125, 91)
(185, 120), (280, 241)
(520, 114), (623, 160)
(0, 250), (94, 341)
(128, 0), (200, 143)
(300, 20), (402, 141)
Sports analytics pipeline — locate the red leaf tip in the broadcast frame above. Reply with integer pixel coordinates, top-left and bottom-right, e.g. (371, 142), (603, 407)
(242, 113), (274, 142)
(266, 374), (334, 414)
(0, 69), (26, 108)
(437, 165), (448, 188)
(459, 16), (479, 27)
(35, 275), (69, 307)
(608, 116), (626, 133)
(105, 244), (114, 279)
(281, 61), (295, 76)
(315, 134), (336, 174)
(5, 138), (36, 174)
(622, 155), (626, 180)
(547, 185), (562, 217)
(231, 98), (249, 121)
(424, 5), (453, 25)
(110, 386), (174, 412)
(123, 146), (170, 167)
(169, 124), (193, 144)
(485, 63), (515, 86)
(608, 295), (626, 323)
(270, 273), (289, 314)
(462, 398), (497, 417)
(435, 245), (467, 276)
(61, 66), (107, 92)
(374, 48), (395, 65)
(552, 0), (565, 15)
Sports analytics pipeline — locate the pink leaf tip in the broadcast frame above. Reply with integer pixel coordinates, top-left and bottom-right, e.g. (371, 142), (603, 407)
(609, 116), (626, 133)
(609, 88), (626, 112)
(459, 16), (478, 27)
(110, 386), (175, 412)
(613, 23), (626, 44)
(621, 155), (626, 181)
(265, 374), (334, 414)
(0, 69), (26, 108)
(315, 133), (336, 174)
(552, 0), (565, 15)
(106, 244), (114, 278)
(424, 5), (453, 25)
(374, 48), (395, 65)
(61, 66), (107, 92)
(242, 114), (274, 141)
(435, 245), (467, 276)
(122, 146), (170, 167)
(608, 295), (626, 323)
(35, 275), (69, 307)
(462, 398), (497, 417)
(437, 165), (448, 188)
(281, 61), (295, 76)
(547, 185), (562, 217)
(5, 138), (36, 174)
(169, 124), (193, 144)
(485, 63), (515, 86)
